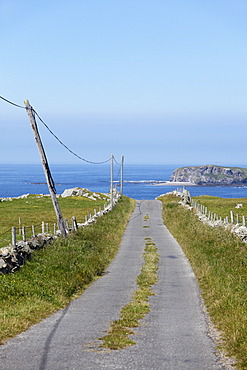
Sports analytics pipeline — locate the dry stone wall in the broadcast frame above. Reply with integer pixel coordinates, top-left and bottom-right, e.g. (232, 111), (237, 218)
(0, 188), (120, 274)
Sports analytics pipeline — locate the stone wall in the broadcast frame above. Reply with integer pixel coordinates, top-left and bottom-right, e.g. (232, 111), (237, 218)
(0, 188), (121, 274)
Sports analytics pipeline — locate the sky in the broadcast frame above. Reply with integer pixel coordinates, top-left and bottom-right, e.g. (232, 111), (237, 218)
(1, 0), (247, 165)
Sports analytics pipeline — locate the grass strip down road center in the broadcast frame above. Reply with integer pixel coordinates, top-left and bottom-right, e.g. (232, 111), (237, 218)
(99, 236), (159, 349)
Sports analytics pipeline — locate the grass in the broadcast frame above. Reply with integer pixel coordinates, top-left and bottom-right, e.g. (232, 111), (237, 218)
(193, 195), (247, 220)
(159, 194), (247, 369)
(0, 192), (108, 248)
(0, 196), (135, 344)
(100, 237), (159, 350)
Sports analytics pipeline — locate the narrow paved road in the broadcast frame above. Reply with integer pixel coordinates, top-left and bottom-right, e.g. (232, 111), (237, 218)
(0, 200), (222, 370)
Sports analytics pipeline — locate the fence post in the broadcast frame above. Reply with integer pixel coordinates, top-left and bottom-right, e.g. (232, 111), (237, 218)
(32, 225), (36, 237)
(19, 217), (21, 235)
(72, 216), (78, 230)
(230, 211), (234, 224)
(243, 216), (246, 226)
(54, 223), (57, 234)
(236, 214), (239, 224)
(22, 226), (26, 241)
(12, 227), (16, 246)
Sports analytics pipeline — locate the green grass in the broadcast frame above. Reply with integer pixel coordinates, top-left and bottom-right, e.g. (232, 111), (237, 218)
(0, 196), (135, 344)
(100, 238), (159, 350)
(159, 194), (247, 369)
(0, 193), (108, 248)
(193, 195), (247, 220)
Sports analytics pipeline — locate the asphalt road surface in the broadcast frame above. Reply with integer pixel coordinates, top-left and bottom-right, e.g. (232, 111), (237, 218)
(0, 200), (223, 370)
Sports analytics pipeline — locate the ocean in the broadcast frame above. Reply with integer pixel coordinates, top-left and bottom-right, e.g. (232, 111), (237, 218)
(1, 164), (247, 200)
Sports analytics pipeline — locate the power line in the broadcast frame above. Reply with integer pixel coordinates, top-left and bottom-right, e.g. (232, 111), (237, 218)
(113, 155), (120, 166)
(0, 95), (25, 109)
(0, 94), (117, 165)
(32, 108), (112, 164)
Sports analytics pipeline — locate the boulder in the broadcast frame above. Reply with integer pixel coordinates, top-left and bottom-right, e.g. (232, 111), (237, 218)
(61, 187), (89, 197)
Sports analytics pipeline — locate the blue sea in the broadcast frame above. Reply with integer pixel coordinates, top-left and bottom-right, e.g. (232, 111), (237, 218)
(1, 164), (247, 200)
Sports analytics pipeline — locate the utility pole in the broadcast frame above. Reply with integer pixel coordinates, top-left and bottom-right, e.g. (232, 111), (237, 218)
(24, 100), (67, 237)
(120, 155), (124, 195)
(110, 154), (114, 209)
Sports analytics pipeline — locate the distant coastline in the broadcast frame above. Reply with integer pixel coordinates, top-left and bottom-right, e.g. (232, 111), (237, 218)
(154, 181), (196, 186)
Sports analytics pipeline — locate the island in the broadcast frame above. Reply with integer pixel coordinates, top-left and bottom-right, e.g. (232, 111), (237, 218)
(170, 165), (247, 186)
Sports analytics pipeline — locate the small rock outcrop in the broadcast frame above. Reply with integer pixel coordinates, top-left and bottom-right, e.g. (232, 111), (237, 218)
(170, 165), (247, 186)
(61, 187), (108, 200)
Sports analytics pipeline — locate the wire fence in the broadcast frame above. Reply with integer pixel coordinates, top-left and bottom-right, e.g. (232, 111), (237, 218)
(0, 190), (121, 250)
(175, 187), (247, 227)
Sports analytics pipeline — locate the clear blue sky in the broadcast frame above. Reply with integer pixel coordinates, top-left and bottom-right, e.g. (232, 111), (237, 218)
(1, 0), (247, 165)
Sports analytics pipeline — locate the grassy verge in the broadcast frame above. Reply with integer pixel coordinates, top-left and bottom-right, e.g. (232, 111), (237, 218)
(159, 194), (247, 369)
(0, 196), (135, 344)
(100, 237), (159, 350)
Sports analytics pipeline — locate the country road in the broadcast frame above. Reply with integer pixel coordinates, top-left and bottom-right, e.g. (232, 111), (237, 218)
(0, 200), (223, 370)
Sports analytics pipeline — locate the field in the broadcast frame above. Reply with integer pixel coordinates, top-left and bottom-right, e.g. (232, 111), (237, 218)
(193, 195), (247, 220)
(159, 194), (247, 369)
(0, 192), (109, 249)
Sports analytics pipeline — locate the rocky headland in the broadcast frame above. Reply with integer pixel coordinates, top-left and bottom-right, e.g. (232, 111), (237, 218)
(170, 165), (247, 186)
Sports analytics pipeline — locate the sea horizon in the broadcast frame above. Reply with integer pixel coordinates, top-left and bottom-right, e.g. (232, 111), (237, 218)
(1, 163), (247, 200)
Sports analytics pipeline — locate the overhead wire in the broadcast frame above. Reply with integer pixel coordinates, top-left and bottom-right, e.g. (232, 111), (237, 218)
(0, 95), (25, 109)
(0, 94), (112, 165)
(32, 108), (112, 165)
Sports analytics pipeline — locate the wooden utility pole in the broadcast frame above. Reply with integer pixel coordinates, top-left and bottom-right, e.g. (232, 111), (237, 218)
(110, 154), (114, 209)
(24, 100), (67, 237)
(120, 155), (124, 195)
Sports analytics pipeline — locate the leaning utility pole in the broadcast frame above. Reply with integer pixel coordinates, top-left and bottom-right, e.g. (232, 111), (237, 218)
(24, 100), (67, 237)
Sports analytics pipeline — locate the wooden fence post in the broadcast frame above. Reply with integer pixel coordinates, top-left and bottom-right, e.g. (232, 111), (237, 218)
(12, 227), (16, 246)
(72, 216), (78, 230)
(32, 225), (36, 237)
(22, 226), (26, 241)
(243, 216), (246, 227)
(230, 211), (234, 224)
(42, 221), (45, 234)
(19, 217), (21, 235)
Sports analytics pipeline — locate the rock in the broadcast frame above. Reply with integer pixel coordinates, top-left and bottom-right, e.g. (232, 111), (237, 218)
(61, 187), (90, 198)
(17, 194), (30, 199)
(235, 204), (243, 208)
(0, 258), (7, 269)
(170, 165), (247, 186)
